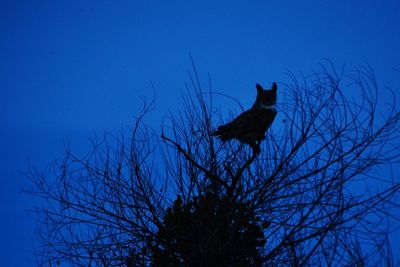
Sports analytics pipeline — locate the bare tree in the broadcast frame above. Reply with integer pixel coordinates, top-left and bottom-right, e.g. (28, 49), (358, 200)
(27, 62), (400, 266)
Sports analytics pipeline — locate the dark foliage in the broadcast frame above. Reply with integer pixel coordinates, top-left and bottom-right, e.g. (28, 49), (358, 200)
(150, 193), (265, 266)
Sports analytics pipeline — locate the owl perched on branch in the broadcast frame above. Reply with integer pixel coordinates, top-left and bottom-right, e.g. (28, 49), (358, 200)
(211, 83), (277, 154)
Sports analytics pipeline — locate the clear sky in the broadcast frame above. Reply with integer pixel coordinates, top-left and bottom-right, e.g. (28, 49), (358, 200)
(1, 1), (400, 266)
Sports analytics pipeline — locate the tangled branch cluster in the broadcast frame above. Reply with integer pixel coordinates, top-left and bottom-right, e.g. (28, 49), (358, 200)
(28, 63), (400, 266)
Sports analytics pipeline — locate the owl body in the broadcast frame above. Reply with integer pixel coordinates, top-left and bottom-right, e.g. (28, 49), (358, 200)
(211, 83), (277, 153)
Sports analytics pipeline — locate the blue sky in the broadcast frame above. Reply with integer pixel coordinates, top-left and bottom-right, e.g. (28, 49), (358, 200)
(1, 1), (400, 265)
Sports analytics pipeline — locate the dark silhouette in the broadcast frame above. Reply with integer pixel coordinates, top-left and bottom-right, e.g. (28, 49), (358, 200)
(148, 193), (265, 266)
(211, 83), (277, 154)
(27, 63), (400, 266)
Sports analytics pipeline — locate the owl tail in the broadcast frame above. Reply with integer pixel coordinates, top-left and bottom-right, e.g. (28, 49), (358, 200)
(210, 126), (230, 142)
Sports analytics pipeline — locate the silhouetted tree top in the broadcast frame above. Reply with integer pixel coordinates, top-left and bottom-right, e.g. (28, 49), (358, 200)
(27, 62), (400, 266)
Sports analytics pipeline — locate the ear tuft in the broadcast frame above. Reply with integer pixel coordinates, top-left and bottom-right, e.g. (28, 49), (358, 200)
(256, 83), (263, 92)
(272, 82), (277, 91)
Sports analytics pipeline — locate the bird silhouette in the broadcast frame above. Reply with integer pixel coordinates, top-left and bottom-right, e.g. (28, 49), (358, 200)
(211, 83), (277, 153)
